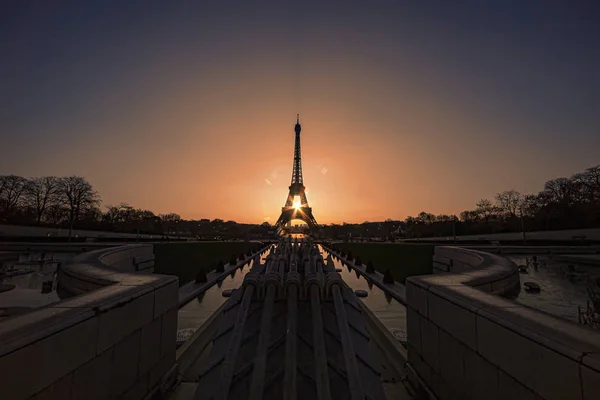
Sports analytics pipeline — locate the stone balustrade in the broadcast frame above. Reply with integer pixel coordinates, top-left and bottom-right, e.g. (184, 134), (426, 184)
(0, 244), (179, 400)
(407, 246), (600, 400)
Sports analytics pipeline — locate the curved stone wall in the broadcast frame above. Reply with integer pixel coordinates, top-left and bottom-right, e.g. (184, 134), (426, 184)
(0, 244), (179, 399)
(57, 244), (157, 297)
(407, 246), (600, 400)
(432, 246), (520, 296)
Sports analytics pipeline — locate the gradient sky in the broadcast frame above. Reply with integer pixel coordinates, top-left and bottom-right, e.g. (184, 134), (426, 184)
(1, 1), (599, 224)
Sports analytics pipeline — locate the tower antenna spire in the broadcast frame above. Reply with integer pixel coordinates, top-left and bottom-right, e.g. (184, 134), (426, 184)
(297, 114), (299, 123)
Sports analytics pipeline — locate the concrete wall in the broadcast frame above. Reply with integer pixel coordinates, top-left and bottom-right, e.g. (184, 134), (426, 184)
(0, 244), (179, 400)
(468, 245), (600, 255)
(407, 246), (600, 400)
(419, 227), (600, 241)
(0, 223), (161, 239)
(0, 242), (118, 254)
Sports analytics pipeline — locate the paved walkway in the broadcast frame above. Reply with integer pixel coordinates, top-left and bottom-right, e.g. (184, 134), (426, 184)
(172, 239), (415, 400)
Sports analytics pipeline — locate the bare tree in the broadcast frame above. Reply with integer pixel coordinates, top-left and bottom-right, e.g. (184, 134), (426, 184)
(159, 213), (182, 235)
(573, 165), (600, 204)
(459, 210), (479, 223)
(56, 176), (101, 240)
(416, 211), (435, 224)
(45, 203), (68, 225)
(495, 190), (521, 219)
(25, 176), (58, 224)
(0, 175), (30, 216)
(475, 198), (498, 232)
(475, 199), (495, 220)
(543, 177), (577, 205)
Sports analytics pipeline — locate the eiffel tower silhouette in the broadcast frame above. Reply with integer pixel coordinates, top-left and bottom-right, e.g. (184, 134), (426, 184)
(274, 115), (318, 231)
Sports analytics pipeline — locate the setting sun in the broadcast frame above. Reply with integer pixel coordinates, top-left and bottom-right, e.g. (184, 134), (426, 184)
(293, 195), (301, 209)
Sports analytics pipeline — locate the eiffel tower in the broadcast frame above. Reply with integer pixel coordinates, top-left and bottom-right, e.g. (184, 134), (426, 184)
(274, 115), (319, 231)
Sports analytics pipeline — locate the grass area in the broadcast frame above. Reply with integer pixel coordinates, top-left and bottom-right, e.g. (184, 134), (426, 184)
(332, 243), (433, 283)
(154, 242), (262, 286)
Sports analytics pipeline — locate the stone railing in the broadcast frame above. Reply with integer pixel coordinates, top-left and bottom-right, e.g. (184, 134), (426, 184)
(407, 246), (600, 400)
(0, 244), (179, 400)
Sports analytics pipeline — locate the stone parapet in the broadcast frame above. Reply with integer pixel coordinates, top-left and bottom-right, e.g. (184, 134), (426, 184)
(407, 246), (600, 400)
(0, 244), (178, 400)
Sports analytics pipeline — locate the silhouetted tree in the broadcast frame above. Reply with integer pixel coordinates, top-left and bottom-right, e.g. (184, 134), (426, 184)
(24, 177), (59, 225)
(495, 190), (521, 219)
(0, 175), (29, 221)
(56, 176), (100, 240)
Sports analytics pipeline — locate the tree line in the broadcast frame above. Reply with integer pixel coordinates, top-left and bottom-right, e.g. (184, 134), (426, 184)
(401, 164), (600, 238)
(0, 176), (101, 236)
(317, 164), (600, 240)
(2, 164), (599, 239)
(0, 175), (272, 238)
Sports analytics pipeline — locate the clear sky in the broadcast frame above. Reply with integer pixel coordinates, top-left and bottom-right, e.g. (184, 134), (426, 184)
(1, 1), (599, 224)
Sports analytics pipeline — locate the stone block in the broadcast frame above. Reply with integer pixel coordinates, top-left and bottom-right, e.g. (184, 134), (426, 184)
(55, 284), (151, 311)
(161, 307), (178, 358)
(97, 290), (154, 353)
(427, 371), (443, 399)
(139, 317), (162, 376)
(427, 290), (477, 350)
(31, 372), (73, 400)
(110, 330), (142, 397)
(123, 375), (149, 400)
(406, 279), (428, 317)
(498, 369), (543, 400)
(438, 329), (465, 388)
(0, 315), (97, 399)
(479, 305), (600, 359)
(117, 272), (165, 287)
(0, 305), (95, 357)
(417, 273), (468, 288)
(72, 347), (113, 400)
(420, 318), (440, 373)
(407, 344), (431, 387)
(435, 376), (464, 400)
(477, 315), (581, 400)
(581, 364), (600, 400)
(463, 350), (499, 400)
(582, 353), (600, 373)
(406, 307), (422, 354)
(154, 279), (179, 318)
(149, 350), (176, 391)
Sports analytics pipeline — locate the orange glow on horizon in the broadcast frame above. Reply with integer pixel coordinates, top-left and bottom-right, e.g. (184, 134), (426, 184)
(5, 36), (596, 225)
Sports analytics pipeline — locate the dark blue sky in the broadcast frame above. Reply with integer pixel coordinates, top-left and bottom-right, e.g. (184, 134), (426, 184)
(1, 1), (599, 222)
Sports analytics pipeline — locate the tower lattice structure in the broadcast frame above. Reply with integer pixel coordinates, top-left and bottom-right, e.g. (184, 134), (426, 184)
(274, 115), (318, 231)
